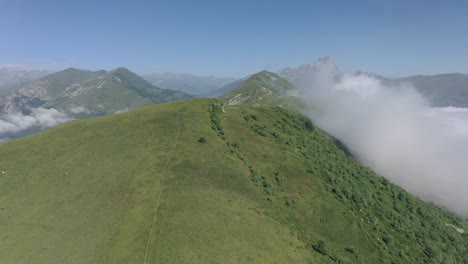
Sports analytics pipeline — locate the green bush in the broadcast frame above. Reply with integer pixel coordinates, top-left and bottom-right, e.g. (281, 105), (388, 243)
(312, 240), (328, 255)
(345, 246), (357, 254)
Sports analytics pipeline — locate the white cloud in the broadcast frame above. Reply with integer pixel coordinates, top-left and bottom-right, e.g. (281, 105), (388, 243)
(0, 108), (71, 140)
(114, 108), (129, 114)
(68, 105), (90, 115)
(296, 68), (468, 216)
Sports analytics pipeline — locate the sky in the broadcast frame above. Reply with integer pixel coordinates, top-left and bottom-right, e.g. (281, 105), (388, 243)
(1, 0), (467, 77)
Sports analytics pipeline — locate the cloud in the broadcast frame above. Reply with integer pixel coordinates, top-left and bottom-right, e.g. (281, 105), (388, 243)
(0, 108), (71, 140)
(296, 67), (468, 216)
(68, 105), (90, 115)
(114, 108), (129, 114)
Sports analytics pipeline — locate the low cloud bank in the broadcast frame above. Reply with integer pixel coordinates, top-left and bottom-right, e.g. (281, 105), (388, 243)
(0, 108), (71, 141)
(296, 67), (468, 216)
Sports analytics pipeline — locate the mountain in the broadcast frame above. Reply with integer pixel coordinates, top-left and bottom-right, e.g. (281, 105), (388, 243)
(351, 72), (468, 107)
(0, 67), (191, 116)
(394, 73), (468, 107)
(142, 72), (235, 96)
(278, 56), (339, 87)
(278, 58), (468, 108)
(210, 57), (339, 99)
(0, 67), (54, 96)
(0, 68), (106, 114)
(220, 71), (295, 105)
(0, 98), (466, 263)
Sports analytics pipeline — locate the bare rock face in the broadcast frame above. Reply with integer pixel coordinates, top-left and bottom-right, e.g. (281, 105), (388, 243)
(0, 80), (50, 113)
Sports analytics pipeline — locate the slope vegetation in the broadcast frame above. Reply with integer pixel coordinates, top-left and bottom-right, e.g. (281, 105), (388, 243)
(0, 99), (466, 263)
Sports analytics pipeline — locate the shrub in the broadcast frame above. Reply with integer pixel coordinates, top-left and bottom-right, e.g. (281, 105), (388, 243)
(274, 173), (283, 184)
(312, 240), (328, 255)
(285, 197), (294, 207)
(345, 246), (357, 254)
(198, 137), (207, 143)
(264, 187), (274, 195)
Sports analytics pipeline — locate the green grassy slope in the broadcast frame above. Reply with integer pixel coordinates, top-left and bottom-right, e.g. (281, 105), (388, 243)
(0, 99), (466, 263)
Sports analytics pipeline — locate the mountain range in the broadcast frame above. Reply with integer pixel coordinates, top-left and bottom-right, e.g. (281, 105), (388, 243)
(276, 57), (468, 108)
(2, 59), (467, 115)
(388, 73), (468, 108)
(2, 59), (468, 143)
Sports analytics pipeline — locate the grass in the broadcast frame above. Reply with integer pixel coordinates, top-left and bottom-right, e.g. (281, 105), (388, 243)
(0, 98), (466, 263)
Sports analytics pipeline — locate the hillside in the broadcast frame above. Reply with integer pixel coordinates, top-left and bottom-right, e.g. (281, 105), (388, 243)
(0, 68), (191, 116)
(143, 72), (235, 96)
(220, 71), (295, 105)
(0, 98), (466, 263)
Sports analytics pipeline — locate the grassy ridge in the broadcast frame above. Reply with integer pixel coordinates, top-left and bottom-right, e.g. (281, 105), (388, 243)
(0, 98), (466, 263)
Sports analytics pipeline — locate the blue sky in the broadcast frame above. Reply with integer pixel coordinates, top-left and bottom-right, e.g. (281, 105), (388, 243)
(1, 0), (467, 77)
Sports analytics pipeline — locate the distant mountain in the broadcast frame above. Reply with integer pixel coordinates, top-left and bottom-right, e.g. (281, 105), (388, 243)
(0, 67), (191, 116)
(394, 74), (468, 107)
(349, 72), (468, 107)
(142, 72), (235, 96)
(278, 58), (468, 108)
(220, 70), (295, 105)
(278, 56), (339, 87)
(0, 68), (105, 114)
(0, 67), (54, 96)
